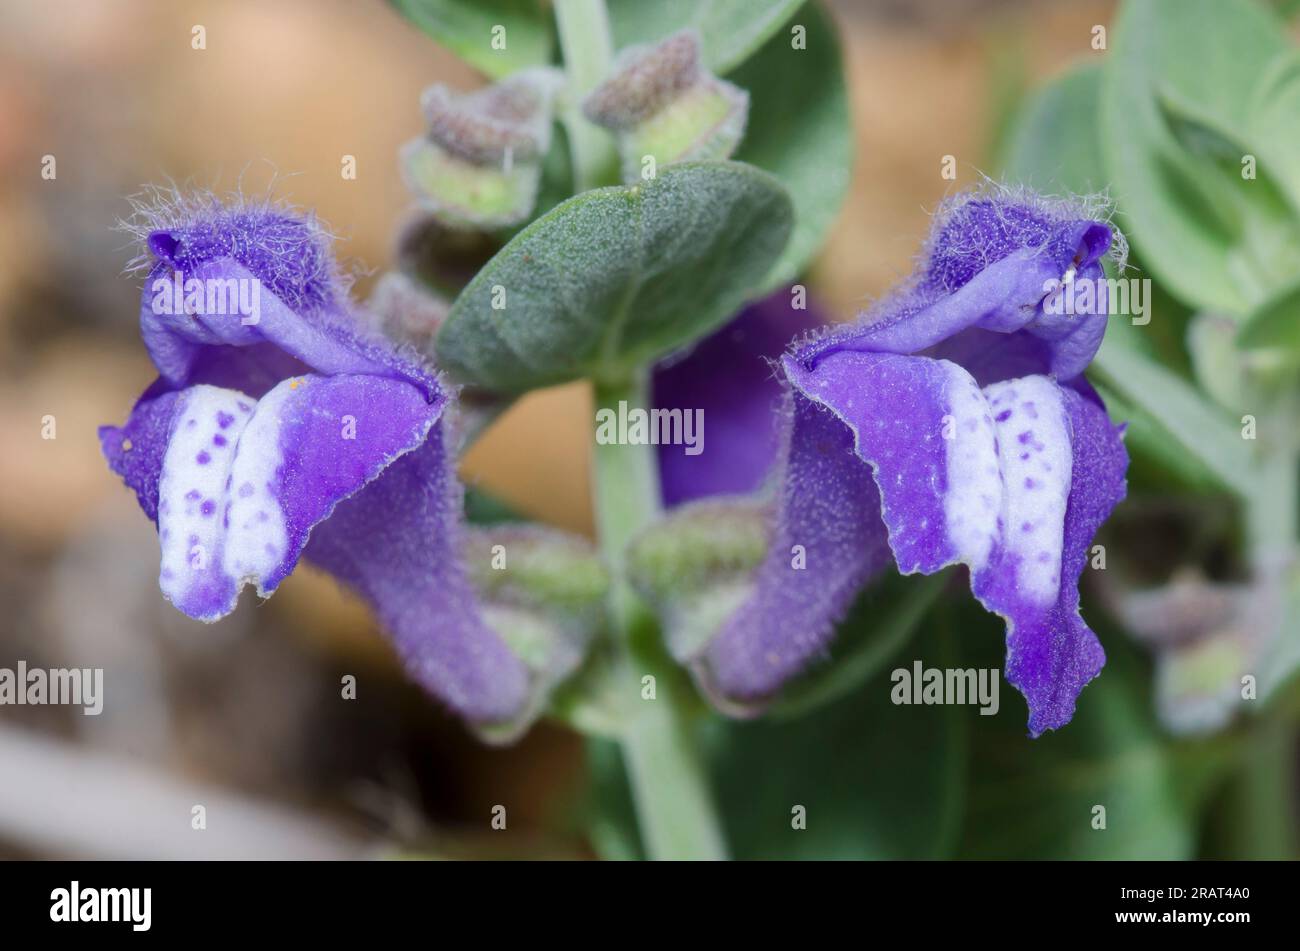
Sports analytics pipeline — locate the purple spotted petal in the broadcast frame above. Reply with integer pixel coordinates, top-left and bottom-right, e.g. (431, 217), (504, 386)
(155, 375), (442, 617)
(1001, 383), (1127, 735)
(652, 291), (826, 506)
(101, 371), (531, 725)
(776, 352), (1126, 734)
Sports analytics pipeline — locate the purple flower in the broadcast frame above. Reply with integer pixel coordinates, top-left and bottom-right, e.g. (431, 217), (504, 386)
(688, 190), (1130, 736)
(100, 194), (535, 729)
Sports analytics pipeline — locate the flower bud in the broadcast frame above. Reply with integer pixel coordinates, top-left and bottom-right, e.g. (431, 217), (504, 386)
(626, 498), (768, 663)
(402, 68), (563, 229)
(583, 30), (748, 182)
(462, 525), (610, 742)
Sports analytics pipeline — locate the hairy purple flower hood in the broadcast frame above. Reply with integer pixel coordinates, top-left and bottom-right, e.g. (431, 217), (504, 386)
(690, 189), (1131, 736)
(100, 194), (569, 734)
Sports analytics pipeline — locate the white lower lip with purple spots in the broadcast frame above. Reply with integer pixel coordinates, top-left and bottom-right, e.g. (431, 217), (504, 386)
(984, 375), (1071, 605)
(156, 384), (286, 619)
(223, 382), (292, 583)
(937, 365), (1072, 603)
(941, 362), (1001, 573)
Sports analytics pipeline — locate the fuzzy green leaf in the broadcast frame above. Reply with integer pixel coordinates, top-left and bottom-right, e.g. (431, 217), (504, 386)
(436, 161), (793, 392)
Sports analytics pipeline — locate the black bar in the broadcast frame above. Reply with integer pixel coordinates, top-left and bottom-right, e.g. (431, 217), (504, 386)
(0, 859), (1279, 937)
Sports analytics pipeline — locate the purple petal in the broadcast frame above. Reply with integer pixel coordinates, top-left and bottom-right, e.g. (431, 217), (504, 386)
(306, 419), (531, 725)
(652, 291), (826, 506)
(697, 388), (892, 706)
(805, 196), (1115, 381)
(131, 197), (437, 400)
(142, 258), (431, 399)
(144, 200), (340, 313)
(99, 385), (182, 522)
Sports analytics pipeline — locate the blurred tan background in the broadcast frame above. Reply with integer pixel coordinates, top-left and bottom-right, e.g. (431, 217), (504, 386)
(0, 0), (1113, 858)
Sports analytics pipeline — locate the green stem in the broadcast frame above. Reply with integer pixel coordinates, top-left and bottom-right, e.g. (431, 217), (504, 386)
(557, 0), (723, 858)
(591, 374), (729, 860)
(1242, 446), (1294, 571)
(554, 0), (619, 192)
(1224, 717), (1297, 859)
(1232, 408), (1299, 858)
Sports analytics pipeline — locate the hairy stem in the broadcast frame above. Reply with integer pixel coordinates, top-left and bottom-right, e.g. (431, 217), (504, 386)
(591, 374), (728, 860)
(555, 0), (619, 192)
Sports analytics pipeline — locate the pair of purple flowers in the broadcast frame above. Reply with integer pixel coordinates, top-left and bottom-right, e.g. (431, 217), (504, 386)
(102, 187), (1127, 737)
